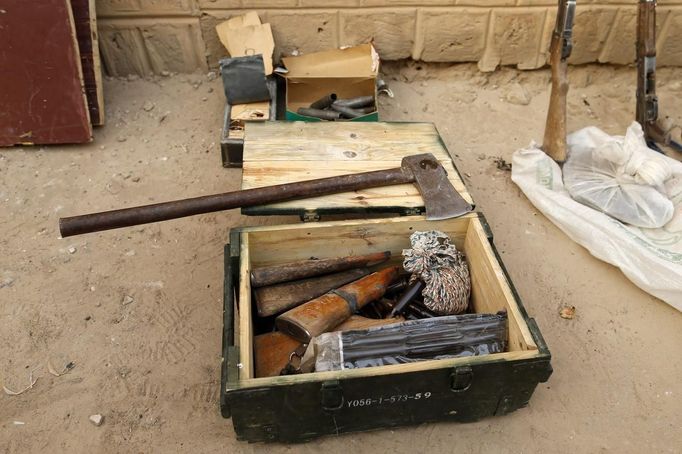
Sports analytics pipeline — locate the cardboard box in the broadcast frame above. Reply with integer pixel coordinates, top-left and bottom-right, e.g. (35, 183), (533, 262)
(279, 44), (380, 122)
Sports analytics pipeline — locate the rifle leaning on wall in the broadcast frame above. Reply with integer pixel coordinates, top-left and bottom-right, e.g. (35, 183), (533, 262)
(541, 0), (576, 163)
(636, 0), (682, 153)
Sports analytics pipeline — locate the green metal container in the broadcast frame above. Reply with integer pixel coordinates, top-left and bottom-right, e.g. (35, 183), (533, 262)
(220, 213), (552, 443)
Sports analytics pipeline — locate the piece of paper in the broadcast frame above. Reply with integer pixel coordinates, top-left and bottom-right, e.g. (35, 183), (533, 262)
(222, 11), (260, 30)
(216, 13), (274, 75)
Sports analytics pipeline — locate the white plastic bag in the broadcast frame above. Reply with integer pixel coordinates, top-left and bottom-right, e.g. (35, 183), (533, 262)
(511, 124), (682, 309)
(563, 123), (674, 228)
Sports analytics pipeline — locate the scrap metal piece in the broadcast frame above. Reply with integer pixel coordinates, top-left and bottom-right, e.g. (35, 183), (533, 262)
(296, 107), (340, 121)
(389, 280), (425, 317)
(332, 96), (375, 108)
(309, 93), (337, 110)
(330, 104), (366, 119)
(376, 79), (394, 98)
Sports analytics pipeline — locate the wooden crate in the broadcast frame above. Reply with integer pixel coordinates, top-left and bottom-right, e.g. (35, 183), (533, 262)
(221, 214), (551, 442)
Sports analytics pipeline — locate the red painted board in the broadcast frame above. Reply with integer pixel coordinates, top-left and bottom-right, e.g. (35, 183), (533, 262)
(0, 0), (93, 146)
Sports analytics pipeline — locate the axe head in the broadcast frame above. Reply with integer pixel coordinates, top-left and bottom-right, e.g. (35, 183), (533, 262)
(401, 154), (474, 220)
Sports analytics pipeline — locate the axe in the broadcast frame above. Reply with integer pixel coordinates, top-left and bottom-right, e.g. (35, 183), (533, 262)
(59, 154), (473, 237)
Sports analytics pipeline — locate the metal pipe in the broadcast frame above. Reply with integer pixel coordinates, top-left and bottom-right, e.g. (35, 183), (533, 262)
(309, 93), (337, 110)
(330, 104), (366, 119)
(389, 280), (425, 317)
(296, 107), (340, 120)
(333, 95), (375, 108)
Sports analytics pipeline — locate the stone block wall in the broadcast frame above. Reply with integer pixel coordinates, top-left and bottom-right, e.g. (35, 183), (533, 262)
(95, 0), (682, 76)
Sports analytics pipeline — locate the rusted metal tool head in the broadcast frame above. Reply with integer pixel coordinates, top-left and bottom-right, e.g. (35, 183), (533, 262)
(400, 154), (473, 220)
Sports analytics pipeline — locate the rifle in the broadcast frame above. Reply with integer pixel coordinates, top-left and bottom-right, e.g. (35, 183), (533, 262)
(636, 0), (682, 153)
(542, 0), (576, 163)
(276, 266), (400, 343)
(254, 315), (404, 377)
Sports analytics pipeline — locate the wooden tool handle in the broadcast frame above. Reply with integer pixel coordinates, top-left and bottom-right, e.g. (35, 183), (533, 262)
(254, 268), (372, 317)
(542, 36), (569, 163)
(251, 251), (390, 288)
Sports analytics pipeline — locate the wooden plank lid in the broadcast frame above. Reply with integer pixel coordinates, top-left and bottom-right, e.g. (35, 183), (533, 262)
(241, 122), (473, 216)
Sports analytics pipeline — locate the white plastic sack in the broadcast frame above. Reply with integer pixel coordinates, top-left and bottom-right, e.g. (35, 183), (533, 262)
(563, 123), (674, 228)
(511, 125), (682, 309)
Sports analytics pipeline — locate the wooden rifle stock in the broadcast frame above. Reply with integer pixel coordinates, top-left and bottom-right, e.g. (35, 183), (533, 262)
(254, 331), (302, 378)
(254, 316), (404, 378)
(542, 0), (575, 163)
(276, 266), (400, 343)
(542, 37), (569, 162)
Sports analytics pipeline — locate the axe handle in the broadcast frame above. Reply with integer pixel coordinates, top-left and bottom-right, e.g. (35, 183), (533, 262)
(59, 167), (411, 237)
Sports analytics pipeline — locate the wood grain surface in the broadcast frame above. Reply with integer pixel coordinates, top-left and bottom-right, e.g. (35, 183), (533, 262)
(241, 122), (472, 212)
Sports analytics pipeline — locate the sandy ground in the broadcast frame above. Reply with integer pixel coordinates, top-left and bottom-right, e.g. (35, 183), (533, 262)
(1, 63), (681, 453)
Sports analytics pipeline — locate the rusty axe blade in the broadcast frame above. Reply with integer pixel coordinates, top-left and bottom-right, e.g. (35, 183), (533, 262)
(400, 154), (473, 221)
(59, 153), (473, 237)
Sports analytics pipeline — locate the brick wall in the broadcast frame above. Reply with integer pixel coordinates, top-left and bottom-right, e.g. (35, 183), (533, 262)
(95, 0), (682, 76)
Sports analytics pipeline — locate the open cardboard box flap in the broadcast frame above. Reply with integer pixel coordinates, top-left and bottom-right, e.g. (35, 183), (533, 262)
(216, 12), (274, 75)
(281, 44), (379, 79)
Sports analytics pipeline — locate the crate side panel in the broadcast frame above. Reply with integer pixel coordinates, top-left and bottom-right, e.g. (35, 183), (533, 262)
(245, 216), (471, 267)
(227, 359), (542, 442)
(465, 219), (536, 351)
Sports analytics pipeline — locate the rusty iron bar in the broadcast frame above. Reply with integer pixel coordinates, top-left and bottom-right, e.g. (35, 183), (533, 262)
(332, 96), (375, 108)
(59, 167), (412, 237)
(330, 104), (366, 119)
(296, 107), (340, 120)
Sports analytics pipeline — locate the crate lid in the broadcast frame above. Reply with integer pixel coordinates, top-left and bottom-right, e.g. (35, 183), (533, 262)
(240, 121), (473, 217)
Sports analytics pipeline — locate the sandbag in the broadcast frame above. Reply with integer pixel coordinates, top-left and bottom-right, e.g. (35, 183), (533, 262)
(563, 122), (674, 228)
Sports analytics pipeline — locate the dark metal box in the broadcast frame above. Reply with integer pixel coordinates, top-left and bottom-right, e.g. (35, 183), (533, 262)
(220, 76), (283, 168)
